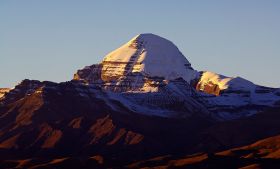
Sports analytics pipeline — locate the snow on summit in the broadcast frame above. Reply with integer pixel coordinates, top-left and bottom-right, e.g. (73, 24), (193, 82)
(102, 33), (198, 82)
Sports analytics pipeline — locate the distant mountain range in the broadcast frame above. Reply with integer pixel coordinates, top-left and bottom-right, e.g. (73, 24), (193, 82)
(0, 34), (279, 168)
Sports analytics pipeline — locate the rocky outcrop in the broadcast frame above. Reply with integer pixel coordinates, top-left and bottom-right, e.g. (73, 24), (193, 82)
(0, 88), (10, 99)
(73, 64), (103, 83)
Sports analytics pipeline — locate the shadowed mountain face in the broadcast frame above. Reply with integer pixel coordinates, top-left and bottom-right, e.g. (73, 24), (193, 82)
(1, 34), (280, 168)
(0, 80), (280, 168)
(0, 80), (214, 160)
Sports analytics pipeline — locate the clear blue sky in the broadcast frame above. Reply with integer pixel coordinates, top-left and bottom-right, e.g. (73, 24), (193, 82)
(1, 0), (279, 88)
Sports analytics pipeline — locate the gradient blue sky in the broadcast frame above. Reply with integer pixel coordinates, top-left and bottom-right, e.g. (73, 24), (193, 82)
(1, 0), (279, 88)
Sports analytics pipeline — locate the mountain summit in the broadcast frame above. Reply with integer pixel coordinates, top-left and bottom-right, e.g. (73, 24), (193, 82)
(74, 34), (198, 87)
(102, 33), (197, 82)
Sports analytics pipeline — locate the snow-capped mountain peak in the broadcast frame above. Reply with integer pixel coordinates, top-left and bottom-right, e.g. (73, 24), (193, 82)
(101, 33), (198, 83)
(72, 34), (209, 117)
(73, 33), (280, 120)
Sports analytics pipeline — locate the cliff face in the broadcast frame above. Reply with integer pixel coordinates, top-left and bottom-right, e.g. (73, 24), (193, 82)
(196, 80), (221, 96)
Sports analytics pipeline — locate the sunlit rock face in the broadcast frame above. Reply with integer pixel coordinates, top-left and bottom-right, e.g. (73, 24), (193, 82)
(196, 80), (221, 96)
(0, 88), (10, 99)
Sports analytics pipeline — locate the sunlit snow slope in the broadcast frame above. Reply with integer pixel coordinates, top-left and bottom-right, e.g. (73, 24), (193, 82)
(101, 33), (198, 82)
